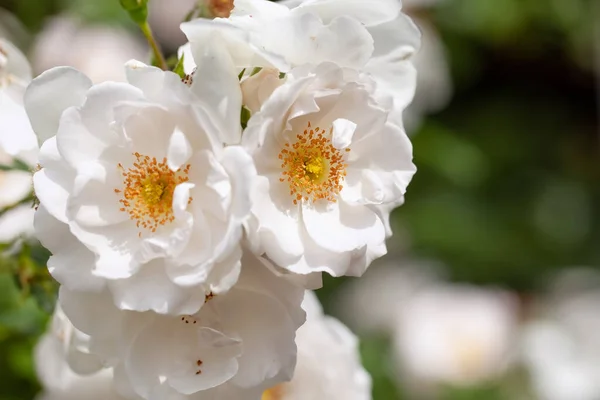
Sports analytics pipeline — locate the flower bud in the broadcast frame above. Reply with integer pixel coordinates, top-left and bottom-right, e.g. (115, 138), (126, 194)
(119, 0), (148, 24)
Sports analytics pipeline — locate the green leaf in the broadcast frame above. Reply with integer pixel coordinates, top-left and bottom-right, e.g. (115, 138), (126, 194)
(172, 53), (186, 79)
(238, 68), (246, 80)
(240, 106), (251, 130)
(250, 67), (262, 76)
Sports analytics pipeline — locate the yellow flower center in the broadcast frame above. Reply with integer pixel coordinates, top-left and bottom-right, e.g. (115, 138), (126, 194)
(115, 152), (192, 235)
(262, 385), (284, 400)
(278, 122), (349, 205)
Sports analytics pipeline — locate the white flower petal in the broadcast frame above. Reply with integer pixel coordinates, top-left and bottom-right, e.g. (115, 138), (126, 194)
(33, 136), (74, 223)
(284, 0), (402, 25)
(0, 203), (34, 242)
(331, 118), (356, 149)
(252, 176), (304, 266)
(187, 38), (241, 145)
(0, 169), (32, 208)
(217, 289), (297, 389)
(108, 260), (204, 315)
(24, 66), (92, 144)
(167, 128), (192, 171)
(34, 206), (105, 292)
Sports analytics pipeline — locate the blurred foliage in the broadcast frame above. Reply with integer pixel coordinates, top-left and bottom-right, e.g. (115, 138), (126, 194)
(0, 0), (597, 399)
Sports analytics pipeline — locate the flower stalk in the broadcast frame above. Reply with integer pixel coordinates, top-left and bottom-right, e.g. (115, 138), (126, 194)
(119, 0), (168, 70)
(139, 21), (168, 70)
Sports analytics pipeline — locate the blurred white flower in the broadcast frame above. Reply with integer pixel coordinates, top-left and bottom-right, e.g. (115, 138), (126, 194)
(149, 0), (197, 51)
(522, 268), (600, 400)
(400, 0), (453, 133)
(403, 19), (452, 132)
(28, 60), (253, 314)
(240, 62), (415, 284)
(35, 307), (125, 400)
(31, 16), (146, 83)
(262, 291), (371, 400)
(0, 38), (37, 163)
(394, 284), (518, 389)
(150, 0), (235, 51)
(0, 38), (38, 242)
(332, 260), (441, 335)
(58, 250), (305, 400)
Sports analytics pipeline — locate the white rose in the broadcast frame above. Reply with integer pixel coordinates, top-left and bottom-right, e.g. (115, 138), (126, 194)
(58, 249), (305, 400)
(242, 62), (415, 281)
(28, 57), (254, 313)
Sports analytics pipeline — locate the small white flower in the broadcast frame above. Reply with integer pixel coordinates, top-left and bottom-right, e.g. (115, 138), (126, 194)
(332, 260), (442, 335)
(394, 284), (518, 388)
(521, 269), (600, 400)
(31, 16), (147, 83)
(241, 62), (415, 281)
(28, 59), (254, 313)
(58, 250), (305, 400)
(262, 291), (371, 400)
(35, 307), (125, 400)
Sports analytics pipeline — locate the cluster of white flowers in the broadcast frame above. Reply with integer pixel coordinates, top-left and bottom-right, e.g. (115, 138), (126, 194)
(7, 0), (421, 398)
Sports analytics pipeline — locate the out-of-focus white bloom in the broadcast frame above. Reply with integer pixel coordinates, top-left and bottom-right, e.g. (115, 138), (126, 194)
(400, 0), (452, 132)
(403, 19), (451, 132)
(262, 291), (371, 400)
(150, 0), (235, 51)
(28, 59), (254, 314)
(0, 38), (37, 163)
(35, 307), (126, 400)
(149, 0), (197, 51)
(522, 269), (600, 400)
(394, 284), (518, 388)
(332, 260), (441, 335)
(0, 9), (30, 52)
(0, 38), (38, 242)
(240, 62), (415, 284)
(58, 250), (305, 400)
(31, 16), (146, 83)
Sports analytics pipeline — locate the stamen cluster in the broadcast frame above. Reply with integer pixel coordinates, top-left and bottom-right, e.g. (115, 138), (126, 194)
(279, 122), (350, 205)
(116, 152), (192, 234)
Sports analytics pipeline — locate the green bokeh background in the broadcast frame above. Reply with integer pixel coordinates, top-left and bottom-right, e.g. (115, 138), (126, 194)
(0, 0), (597, 399)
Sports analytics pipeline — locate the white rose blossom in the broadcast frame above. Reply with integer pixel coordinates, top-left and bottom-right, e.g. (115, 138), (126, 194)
(262, 291), (371, 400)
(0, 38), (38, 242)
(179, 0), (418, 283)
(58, 250), (305, 400)
(27, 54), (254, 314)
(243, 62), (415, 281)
